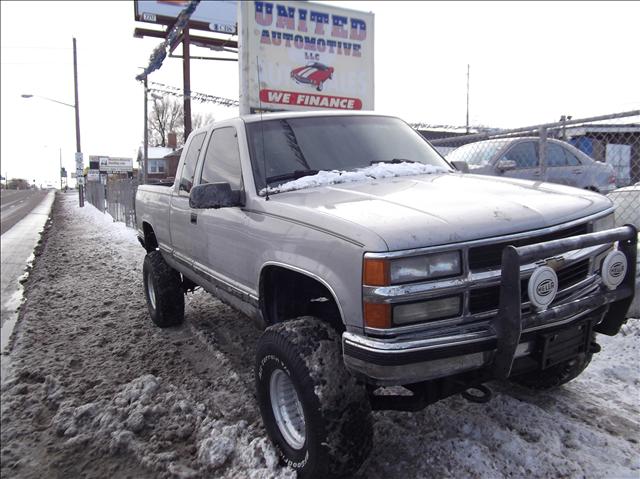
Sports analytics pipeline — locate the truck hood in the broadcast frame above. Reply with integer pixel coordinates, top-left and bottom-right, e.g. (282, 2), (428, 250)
(263, 173), (613, 251)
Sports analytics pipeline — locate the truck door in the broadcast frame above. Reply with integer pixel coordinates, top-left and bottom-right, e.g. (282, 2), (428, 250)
(169, 132), (207, 267)
(191, 126), (254, 291)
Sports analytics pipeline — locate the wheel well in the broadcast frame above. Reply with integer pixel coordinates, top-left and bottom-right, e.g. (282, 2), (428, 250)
(143, 222), (158, 252)
(260, 266), (344, 332)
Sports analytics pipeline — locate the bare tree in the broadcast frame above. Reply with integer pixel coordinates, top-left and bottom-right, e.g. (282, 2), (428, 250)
(148, 97), (184, 147)
(192, 112), (216, 131)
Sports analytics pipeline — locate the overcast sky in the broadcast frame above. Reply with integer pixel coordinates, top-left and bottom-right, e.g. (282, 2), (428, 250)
(1, 1), (639, 186)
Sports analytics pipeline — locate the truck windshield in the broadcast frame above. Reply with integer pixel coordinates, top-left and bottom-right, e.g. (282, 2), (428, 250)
(246, 115), (451, 192)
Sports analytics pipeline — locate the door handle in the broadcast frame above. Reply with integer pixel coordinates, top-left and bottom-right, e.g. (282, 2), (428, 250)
(190, 212), (197, 224)
(572, 169), (583, 174)
(532, 170), (541, 177)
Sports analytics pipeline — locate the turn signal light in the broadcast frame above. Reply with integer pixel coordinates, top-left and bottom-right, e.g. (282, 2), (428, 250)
(364, 303), (391, 329)
(363, 258), (389, 286)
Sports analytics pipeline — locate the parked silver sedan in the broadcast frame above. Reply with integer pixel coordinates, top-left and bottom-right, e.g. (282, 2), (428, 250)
(447, 137), (617, 194)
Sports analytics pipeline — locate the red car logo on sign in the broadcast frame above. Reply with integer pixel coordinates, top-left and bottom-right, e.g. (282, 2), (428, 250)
(290, 62), (334, 92)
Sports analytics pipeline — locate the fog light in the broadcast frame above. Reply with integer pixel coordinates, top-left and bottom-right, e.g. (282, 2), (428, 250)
(527, 266), (558, 311)
(393, 296), (461, 325)
(601, 250), (627, 290)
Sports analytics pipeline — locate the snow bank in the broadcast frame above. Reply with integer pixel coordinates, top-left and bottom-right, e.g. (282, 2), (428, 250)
(262, 162), (449, 195)
(40, 373), (293, 478)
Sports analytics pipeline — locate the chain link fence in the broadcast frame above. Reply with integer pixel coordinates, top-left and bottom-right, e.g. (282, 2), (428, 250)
(416, 110), (640, 228)
(86, 110), (638, 232)
(85, 178), (138, 228)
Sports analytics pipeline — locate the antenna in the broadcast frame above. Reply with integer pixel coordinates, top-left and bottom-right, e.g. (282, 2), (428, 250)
(257, 56), (269, 200)
(466, 64), (470, 134)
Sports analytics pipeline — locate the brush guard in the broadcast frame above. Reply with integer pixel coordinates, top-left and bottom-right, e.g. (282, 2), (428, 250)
(492, 224), (637, 379)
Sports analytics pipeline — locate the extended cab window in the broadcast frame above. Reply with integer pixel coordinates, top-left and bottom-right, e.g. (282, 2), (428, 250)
(201, 127), (242, 190)
(502, 142), (538, 169)
(179, 132), (206, 193)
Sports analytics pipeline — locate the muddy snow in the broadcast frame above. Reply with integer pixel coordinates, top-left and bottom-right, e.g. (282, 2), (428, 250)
(1, 193), (638, 478)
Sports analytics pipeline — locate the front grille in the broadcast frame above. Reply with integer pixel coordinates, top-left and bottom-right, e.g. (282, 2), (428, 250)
(556, 259), (589, 289)
(468, 259), (590, 315)
(468, 223), (589, 270)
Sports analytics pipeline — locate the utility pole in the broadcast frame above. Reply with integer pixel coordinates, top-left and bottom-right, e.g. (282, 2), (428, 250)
(59, 148), (63, 190)
(73, 37), (84, 207)
(143, 76), (148, 185)
(183, 28), (192, 142)
(466, 64), (470, 134)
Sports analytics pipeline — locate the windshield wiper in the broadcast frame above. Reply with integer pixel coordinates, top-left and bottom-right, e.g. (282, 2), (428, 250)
(370, 158), (418, 165)
(266, 169), (320, 184)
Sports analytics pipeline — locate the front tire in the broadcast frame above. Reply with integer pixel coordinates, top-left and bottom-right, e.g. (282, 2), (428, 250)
(510, 352), (593, 390)
(255, 317), (372, 478)
(142, 251), (184, 327)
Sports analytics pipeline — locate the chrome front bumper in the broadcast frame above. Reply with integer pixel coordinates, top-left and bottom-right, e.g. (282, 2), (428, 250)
(343, 225), (637, 385)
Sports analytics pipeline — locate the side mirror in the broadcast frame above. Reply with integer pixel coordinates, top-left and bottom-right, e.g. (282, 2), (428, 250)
(189, 182), (242, 209)
(450, 160), (469, 173)
(497, 159), (517, 172)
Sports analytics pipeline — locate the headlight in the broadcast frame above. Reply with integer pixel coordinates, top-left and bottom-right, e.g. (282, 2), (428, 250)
(393, 296), (461, 325)
(592, 213), (614, 232)
(389, 251), (461, 284)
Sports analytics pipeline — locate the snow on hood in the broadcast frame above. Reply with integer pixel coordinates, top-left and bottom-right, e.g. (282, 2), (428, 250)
(262, 162), (450, 195)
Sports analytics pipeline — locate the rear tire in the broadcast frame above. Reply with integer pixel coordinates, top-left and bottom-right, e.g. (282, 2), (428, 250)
(142, 251), (184, 327)
(255, 317), (372, 478)
(510, 352), (593, 390)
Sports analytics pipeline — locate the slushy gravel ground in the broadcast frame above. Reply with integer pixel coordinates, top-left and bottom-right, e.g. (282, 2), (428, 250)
(1, 193), (638, 478)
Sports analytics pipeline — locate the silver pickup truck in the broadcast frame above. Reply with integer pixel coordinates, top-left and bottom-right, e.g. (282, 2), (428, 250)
(135, 111), (636, 478)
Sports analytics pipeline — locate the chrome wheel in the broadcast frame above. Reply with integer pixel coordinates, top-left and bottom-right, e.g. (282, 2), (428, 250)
(270, 369), (306, 449)
(146, 270), (156, 310)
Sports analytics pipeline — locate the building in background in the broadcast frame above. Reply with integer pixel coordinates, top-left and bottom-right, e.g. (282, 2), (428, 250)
(137, 132), (182, 183)
(565, 124), (640, 186)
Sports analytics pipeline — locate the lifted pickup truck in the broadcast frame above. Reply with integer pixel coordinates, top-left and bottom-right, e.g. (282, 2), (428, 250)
(135, 111), (636, 478)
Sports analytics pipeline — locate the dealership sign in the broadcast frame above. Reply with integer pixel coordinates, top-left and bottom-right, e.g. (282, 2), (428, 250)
(239, 1), (374, 113)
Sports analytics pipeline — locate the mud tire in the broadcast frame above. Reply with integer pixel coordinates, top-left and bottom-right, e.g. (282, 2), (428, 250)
(255, 317), (372, 478)
(510, 352), (593, 390)
(142, 251), (184, 328)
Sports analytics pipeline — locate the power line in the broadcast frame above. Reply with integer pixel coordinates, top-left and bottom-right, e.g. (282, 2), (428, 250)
(148, 81), (239, 107)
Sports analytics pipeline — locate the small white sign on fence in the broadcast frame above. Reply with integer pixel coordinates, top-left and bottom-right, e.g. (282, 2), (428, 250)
(98, 157), (133, 174)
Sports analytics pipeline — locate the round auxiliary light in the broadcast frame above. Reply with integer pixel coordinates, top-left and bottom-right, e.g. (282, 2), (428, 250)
(527, 266), (558, 311)
(601, 250), (627, 290)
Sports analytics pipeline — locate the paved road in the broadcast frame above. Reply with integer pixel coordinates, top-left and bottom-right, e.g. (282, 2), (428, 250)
(1, 189), (49, 235)
(1, 191), (54, 362)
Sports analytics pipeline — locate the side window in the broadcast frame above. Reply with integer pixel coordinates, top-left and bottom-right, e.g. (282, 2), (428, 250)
(503, 142), (538, 169)
(564, 148), (581, 166)
(179, 132), (206, 193)
(547, 143), (567, 167)
(201, 127), (243, 190)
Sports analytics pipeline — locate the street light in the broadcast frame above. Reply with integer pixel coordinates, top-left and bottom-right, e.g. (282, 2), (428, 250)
(21, 37), (84, 207)
(21, 94), (75, 109)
